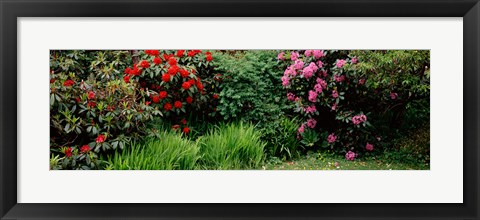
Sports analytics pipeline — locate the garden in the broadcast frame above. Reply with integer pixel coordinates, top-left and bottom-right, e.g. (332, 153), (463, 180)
(49, 49), (430, 170)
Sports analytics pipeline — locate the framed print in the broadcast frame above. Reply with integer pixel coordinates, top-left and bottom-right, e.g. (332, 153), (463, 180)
(1, 0), (479, 219)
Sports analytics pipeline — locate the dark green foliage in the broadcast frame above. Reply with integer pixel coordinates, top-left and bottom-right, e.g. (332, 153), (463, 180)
(214, 50), (288, 122)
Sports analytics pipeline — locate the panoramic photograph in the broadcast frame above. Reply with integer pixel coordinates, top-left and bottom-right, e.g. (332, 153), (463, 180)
(49, 50), (430, 170)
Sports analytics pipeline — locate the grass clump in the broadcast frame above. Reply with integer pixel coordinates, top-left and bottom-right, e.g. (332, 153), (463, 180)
(107, 131), (199, 170)
(197, 122), (266, 170)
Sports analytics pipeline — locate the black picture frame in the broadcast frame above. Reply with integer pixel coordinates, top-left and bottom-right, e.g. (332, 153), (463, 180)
(1, 0), (479, 219)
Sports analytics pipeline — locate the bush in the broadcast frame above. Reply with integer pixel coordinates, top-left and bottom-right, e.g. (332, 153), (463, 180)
(214, 50), (288, 123)
(50, 50), (161, 169)
(106, 132), (200, 170)
(197, 122), (266, 169)
(279, 50), (429, 160)
(125, 50), (221, 126)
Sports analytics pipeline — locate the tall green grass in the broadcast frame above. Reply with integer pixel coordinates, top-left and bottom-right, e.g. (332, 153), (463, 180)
(196, 122), (266, 170)
(107, 132), (199, 170)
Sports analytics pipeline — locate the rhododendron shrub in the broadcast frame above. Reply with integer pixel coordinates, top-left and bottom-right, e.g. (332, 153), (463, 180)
(50, 50), (161, 169)
(280, 50), (429, 159)
(124, 50), (221, 129)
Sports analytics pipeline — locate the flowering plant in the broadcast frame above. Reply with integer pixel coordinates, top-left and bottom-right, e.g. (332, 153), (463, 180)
(280, 50), (429, 160)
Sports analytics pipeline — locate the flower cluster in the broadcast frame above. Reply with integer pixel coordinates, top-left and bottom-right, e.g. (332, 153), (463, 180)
(352, 114), (367, 125)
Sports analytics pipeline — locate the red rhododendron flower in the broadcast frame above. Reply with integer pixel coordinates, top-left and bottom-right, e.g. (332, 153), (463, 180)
(63, 79), (74, 87)
(96, 134), (106, 143)
(206, 54), (213, 62)
(180, 69), (189, 78)
(50, 78), (56, 84)
(183, 127), (190, 134)
(213, 94), (219, 99)
(123, 75), (130, 83)
(163, 53), (173, 61)
(153, 56), (162, 65)
(168, 65), (179, 75)
(182, 81), (192, 90)
(174, 101), (182, 109)
(180, 119), (187, 125)
(106, 105), (115, 111)
(176, 50), (185, 57)
(145, 101), (151, 106)
(131, 65), (141, 76)
(124, 67), (132, 75)
(164, 103), (172, 111)
(152, 95), (160, 103)
(65, 147), (72, 158)
(196, 81), (204, 90)
(76, 97), (81, 103)
(186, 96), (193, 104)
(162, 74), (171, 82)
(168, 57), (177, 66)
(88, 101), (96, 108)
(187, 79), (195, 85)
(87, 91), (95, 99)
(187, 50), (196, 57)
(140, 60), (150, 69)
(145, 50), (152, 55)
(205, 51), (212, 56)
(151, 50), (159, 56)
(80, 145), (90, 153)
(159, 91), (168, 99)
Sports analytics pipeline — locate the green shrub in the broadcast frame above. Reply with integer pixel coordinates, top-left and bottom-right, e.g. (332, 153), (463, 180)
(213, 50), (288, 123)
(106, 132), (199, 170)
(197, 122), (266, 169)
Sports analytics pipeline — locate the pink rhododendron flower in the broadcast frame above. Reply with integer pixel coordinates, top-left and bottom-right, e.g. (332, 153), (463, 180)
(306, 118), (317, 128)
(352, 114), (367, 125)
(291, 51), (299, 61)
(294, 60), (304, 70)
(320, 70), (328, 77)
(314, 83), (323, 93)
(366, 143), (374, 151)
(327, 133), (337, 143)
(304, 50), (313, 57)
(390, 92), (398, 100)
(305, 105), (317, 114)
(313, 50), (324, 59)
(281, 76), (290, 86)
(298, 124), (305, 133)
(308, 90), (318, 102)
(336, 59), (347, 68)
(316, 60), (324, 68)
(358, 78), (365, 85)
(331, 103), (337, 111)
(302, 62), (318, 79)
(345, 151), (356, 161)
(316, 78), (327, 89)
(332, 90), (338, 98)
(284, 66), (296, 76)
(334, 75), (345, 82)
(351, 57), (358, 64)
(277, 52), (285, 60)
(287, 92), (296, 101)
